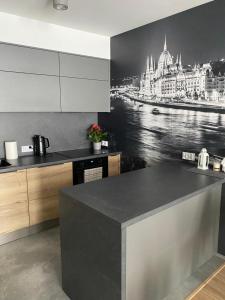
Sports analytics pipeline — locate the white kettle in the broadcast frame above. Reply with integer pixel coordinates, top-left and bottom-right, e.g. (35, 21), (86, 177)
(197, 148), (209, 170)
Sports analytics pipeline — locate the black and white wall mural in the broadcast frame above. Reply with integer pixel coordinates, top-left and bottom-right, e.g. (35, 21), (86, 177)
(99, 0), (225, 166)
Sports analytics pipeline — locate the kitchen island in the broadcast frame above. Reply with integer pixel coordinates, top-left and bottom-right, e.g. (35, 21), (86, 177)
(59, 163), (224, 300)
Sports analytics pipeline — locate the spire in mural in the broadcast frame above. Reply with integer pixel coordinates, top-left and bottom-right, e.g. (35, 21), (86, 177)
(179, 54), (183, 71)
(150, 55), (154, 71)
(179, 54), (182, 66)
(146, 56), (150, 73)
(158, 36), (173, 76)
(164, 35), (167, 51)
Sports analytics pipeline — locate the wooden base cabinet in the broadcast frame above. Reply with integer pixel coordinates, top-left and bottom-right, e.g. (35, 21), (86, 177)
(0, 170), (29, 234)
(0, 155), (120, 240)
(108, 154), (121, 177)
(27, 162), (73, 225)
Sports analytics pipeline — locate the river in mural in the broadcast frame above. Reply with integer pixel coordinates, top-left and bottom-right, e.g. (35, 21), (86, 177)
(107, 97), (225, 165)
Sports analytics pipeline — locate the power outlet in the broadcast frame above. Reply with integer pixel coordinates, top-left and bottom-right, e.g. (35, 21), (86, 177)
(21, 145), (33, 153)
(101, 140), (108, 147)
(182, 152), (196, 161)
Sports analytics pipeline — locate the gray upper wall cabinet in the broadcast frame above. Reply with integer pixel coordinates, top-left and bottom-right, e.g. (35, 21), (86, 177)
(0, 44), (59, 76)
(0, 71), (61, 112)
(59, 53), (110, 81)
(0, 42), (110, 112)
(60, 77), (110, 112)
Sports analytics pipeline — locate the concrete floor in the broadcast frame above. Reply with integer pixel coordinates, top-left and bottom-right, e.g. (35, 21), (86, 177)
(0, 227), (69, 300)
(0, 227), (224, 300)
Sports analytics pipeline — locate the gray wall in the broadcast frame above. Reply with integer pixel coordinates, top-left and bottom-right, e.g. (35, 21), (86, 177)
(0, 112), (97, 157)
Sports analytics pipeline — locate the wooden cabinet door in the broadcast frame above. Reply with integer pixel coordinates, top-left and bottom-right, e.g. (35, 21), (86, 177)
(0, 170), (29, 234)
(27, 162), (73, 225)
(108, 154), (121, 177)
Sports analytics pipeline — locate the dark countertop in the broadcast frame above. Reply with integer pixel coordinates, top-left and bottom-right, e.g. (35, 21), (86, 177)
(188, 166), (225, 179)
(61, 163), (225, 227)
(0, 148), (120, 174)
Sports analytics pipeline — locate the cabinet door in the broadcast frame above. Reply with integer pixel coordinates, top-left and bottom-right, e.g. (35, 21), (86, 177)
(0, 170), (29, 234)
(108, 154), (121, 177)
(60, 53), (109, 81)
(0, 71), (61, 112)
(0, 43), (59, 75)
(60, 77), (110, 112)
(27, 163), (73, 225)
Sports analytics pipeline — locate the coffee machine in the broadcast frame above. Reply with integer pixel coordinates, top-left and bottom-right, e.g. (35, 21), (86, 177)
(33, 135), (50, 156)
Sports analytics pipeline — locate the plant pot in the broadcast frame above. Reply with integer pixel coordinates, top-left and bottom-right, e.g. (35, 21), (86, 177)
(93, 142), (101, 151)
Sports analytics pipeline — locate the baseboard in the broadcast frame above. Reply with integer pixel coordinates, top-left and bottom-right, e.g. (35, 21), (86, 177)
(215, 252), (225, 260)
(0, 219), (59, 246)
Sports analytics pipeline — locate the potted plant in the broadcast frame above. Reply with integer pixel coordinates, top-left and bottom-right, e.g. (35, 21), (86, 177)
(87, 124), (107, 151)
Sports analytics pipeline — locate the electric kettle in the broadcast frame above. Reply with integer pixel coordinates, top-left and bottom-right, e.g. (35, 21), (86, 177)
(33, 135), (50, 156)
(197, 148), (209, 170)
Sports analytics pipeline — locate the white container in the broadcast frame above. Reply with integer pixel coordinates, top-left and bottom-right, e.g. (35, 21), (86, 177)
(197, 148), (209, 170)
(213, 161), (221, 172)
(93, 142), (101, 151)
(5, 141), (18, 160)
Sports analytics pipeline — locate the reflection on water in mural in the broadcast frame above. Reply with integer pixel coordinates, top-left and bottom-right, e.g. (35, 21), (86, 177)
(109, 97), (225, 165)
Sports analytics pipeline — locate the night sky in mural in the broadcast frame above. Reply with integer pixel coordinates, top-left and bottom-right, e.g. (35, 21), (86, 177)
(111, 0), (225, 79)
(99, 0), (225, 166)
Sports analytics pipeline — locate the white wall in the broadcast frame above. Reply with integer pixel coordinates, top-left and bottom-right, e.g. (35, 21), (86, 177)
(0, 12), (110, 59)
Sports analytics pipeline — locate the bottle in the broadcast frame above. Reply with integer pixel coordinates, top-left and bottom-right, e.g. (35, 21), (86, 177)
(197, 148), (209, 170)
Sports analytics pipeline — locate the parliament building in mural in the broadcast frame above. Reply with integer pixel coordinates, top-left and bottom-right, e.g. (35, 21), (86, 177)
(139, 37), (225, 102)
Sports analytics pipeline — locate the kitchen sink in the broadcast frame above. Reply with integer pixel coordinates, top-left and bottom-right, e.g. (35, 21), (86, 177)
(0, 159), (11, 168)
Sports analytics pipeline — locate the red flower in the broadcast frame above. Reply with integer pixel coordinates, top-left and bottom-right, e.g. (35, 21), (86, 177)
(87, 123), (107, 143)
(90, 123), (101, 132)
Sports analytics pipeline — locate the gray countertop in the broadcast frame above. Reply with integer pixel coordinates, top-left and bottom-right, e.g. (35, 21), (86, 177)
(61, 163), (225, 227)
(188, 166), (225, 179)
(0, 148), (120, 173)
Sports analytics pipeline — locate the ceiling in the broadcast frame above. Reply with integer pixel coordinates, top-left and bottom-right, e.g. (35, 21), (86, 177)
(0, 0), (213, 37)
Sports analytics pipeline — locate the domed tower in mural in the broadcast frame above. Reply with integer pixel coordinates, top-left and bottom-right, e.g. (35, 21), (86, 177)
(157, 36), (173, 77)
(139, 35), (218, 101)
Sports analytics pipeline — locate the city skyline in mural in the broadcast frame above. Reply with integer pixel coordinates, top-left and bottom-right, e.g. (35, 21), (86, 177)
(111, 33), (225, 113)
(99, 0), (225, 165)
(140, 35), (225, 102)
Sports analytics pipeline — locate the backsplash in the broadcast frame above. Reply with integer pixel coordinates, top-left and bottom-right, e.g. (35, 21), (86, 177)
(0, 112), (96, 157)
(99, 0), (225, 166)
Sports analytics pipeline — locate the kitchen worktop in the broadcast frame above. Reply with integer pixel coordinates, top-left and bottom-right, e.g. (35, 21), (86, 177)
(61, 163), (225, 227)
(60, 162), (224, 300)
(0, 148), (120, 173)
